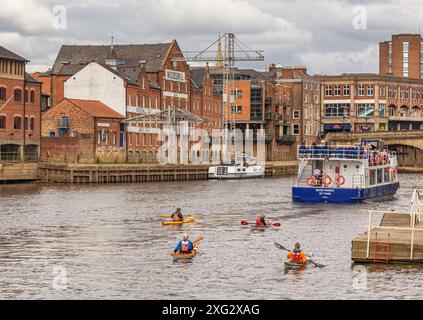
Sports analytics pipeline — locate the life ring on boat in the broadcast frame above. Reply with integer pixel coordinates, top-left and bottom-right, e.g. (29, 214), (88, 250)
(322, 175), (333, 186)
(306, 176), (317, 186)
(335, 175), (346, 186)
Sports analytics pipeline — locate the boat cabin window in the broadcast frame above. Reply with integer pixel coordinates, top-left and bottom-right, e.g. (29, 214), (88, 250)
(377, 169), (383, 184)
(369, 169), (376, 186)
(384, 169), (390, 183)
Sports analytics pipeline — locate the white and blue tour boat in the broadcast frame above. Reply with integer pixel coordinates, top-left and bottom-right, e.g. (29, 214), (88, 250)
(292, 139), (399, 203)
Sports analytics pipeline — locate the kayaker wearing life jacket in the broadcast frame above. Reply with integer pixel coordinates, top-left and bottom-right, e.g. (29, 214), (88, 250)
(287, 242), (308, 264)
(174, 233), (193, 254)
(171, 208), (184, 222)
(256, 214), (267, 227)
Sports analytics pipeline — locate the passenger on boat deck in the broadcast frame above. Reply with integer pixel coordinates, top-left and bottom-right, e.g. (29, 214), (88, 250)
(256, 214), (268, 226)
(313, 168), (323, 185)
(287, 243), (308, 264)
(171, 208), (184, 222)
(174, 233), (193, 254)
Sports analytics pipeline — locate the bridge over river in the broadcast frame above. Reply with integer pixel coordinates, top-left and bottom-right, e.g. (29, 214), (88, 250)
(326, 130), (423, 168)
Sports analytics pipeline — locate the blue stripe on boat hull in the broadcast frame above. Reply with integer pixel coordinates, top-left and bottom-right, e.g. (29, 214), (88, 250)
(292, 182), (399, 203)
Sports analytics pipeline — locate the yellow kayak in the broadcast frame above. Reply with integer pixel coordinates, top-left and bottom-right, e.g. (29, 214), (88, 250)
(162, 216), (196, 226)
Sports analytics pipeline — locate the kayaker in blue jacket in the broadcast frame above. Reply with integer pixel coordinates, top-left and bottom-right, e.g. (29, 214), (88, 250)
(174, 233), (193, 254)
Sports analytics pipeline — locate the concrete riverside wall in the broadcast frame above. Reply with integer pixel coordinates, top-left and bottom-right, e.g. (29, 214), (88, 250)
(0, 162), (39, 182)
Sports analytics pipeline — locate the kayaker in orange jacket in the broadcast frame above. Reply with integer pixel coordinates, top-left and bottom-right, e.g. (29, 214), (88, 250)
(287, 242), (308, 264)
(171, 208), (184, 222)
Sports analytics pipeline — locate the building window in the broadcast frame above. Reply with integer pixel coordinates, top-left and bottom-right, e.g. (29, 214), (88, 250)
(0, 87), (6, 101)
(0, 115), (6, 129)
(388, 105), (397, 117)
(325, 85), (332, 96)
(324, 104), (350, 117)
(230, 105), (242, 114)
(343, 86), (350, 96)
(14, 89), (22, 102)
(24, 117), (28, 130)
(293, 124), (300, 135)
(30, 90), (35, 103)
(304, 94), (308, 103)
(14, 116), (21, 129)
(24, 89), (28, 103)
(403, 41), (409, 77)
(388, 42), (393, 74)
(293, 110), (300, 119)
(379, 104), (386, 117)
(357, 85), (365, 96)
(357, 103), (375, 117)
(334, 85), (341, 96)
(30, 117), (35, 130)
(367, 85), (374, 96)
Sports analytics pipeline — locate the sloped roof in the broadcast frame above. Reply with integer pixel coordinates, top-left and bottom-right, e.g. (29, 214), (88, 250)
(190, 67), (206, 89)
(66, 98), (125, 119)
(25, 73), (41, 84)
(52, 43), (173, 75)
(0, 46), (29, 62)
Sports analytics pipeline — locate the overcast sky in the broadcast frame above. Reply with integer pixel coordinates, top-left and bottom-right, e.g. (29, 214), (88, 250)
(2, 0), (423, 74)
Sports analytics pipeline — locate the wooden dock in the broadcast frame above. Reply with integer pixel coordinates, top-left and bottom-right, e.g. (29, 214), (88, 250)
(38, 162), (298, 184)
(352, 212), (423, 263)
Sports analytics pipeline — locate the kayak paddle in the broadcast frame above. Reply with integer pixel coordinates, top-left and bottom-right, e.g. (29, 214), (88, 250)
(274, 242), (326, 268)
(193, 236), (204, 244)
(241, 220), (281, 228)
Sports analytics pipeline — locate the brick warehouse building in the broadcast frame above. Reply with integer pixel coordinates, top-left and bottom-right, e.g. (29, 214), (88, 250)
(380, 33), (423, 79)
(41, 98), (124, 163)
(315, 73), (423, 133)
(209, 67), (297, 161)
(270, 66), (321, 147)
(41, 40), (222, 163)
(0, 46), (42, 162)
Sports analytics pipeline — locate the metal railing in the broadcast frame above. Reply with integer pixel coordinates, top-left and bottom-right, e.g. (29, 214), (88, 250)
(298, 145), (368, 160)
(360, 189), (423, 260)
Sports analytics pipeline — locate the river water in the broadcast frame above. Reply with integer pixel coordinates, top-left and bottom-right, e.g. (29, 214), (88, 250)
(0, 174), (422, 300)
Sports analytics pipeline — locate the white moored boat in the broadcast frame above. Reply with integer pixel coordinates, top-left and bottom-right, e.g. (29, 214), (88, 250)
(208, 154), (265, 180)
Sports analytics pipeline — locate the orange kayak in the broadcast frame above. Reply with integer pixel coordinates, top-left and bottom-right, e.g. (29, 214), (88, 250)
(171, 246), (199, 260)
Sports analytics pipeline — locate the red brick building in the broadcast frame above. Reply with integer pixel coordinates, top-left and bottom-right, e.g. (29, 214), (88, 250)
(42, 40), (222, 163)
(190, 64), (222, 133)
(0, 46), (42, 161)
(41, 98), (124, 163)
(270, 66), (321, 146)
(315, 73), (423, 133)
(379, 33), (423, 79)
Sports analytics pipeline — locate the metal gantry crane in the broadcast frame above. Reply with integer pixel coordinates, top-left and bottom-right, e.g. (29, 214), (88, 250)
(173, 33), (264, 133)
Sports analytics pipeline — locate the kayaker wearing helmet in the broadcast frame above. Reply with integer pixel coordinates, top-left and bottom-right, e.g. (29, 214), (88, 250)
(287, 242), (308, 264)
(171, 208), (184, 222)
(256, 214), (268, 227)
(174, 233), (193, 254)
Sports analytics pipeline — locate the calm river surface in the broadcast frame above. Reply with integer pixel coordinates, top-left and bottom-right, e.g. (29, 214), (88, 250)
(0, 174), (423, 300)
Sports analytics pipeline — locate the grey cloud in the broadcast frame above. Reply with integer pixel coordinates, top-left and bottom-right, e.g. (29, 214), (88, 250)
(1, 0), (421, 75)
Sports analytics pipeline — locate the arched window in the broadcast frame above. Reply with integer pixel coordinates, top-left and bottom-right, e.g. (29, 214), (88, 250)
(14, 89), (22, 102)
(14, 116), (21, 129)
(388, 105), (397, 117)
(30, 117), (35, 130)
(24, 89), (28, 103)
(30, 90), (35, 103)
(0, 115), (6, 129)
(24, 117), (28, 130)
(400, 106), (409, 117)
(0, 87), (6, 101)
